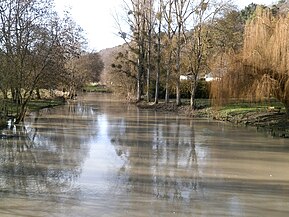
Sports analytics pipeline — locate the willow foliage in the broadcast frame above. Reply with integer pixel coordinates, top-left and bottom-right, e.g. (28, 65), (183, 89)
(211, 6), (289, 114)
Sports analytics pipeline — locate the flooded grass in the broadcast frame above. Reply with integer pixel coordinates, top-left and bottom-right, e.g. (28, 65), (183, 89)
(27, 99), (65, 111)
(2, 98), (65, 115)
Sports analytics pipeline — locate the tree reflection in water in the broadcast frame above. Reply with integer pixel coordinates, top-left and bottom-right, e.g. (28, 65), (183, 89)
(1, 93), (289, 217)
(108, 105), (201, 203)
(0, 101), (98, 202)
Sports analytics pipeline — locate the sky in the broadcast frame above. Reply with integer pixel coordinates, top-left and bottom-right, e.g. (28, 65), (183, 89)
(54, 0), (276, 51)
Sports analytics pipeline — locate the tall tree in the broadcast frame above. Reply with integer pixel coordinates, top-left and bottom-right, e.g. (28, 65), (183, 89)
(163, 0), (176, 104)
(173, 0), (193, 106)
(208, 8), (244, 104)
(145, 0), (155, 102)
(185, 0), (233, 109)
(154, 0), (163, 104)
(117, 0), (158, 102)
(243, 6), (289, 114)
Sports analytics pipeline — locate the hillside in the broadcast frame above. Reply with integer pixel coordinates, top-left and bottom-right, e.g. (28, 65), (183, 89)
(99, 44), (126, 84)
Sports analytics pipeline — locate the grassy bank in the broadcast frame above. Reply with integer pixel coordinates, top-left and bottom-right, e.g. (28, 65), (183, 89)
(3, 99), (65, 116)
(27, 99), (65, 111)
(137, 99), (289, 138)
(82, 84), (112, 93)
(0, 98), (65, 128)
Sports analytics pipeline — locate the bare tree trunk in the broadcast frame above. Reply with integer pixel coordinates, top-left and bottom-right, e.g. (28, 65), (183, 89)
(165, 69), (170, 104)
(165, 53), (173, 104)
(138, 64), (144, 102)
(155, 73), (160, 104)
(190, 75), (198, 109)
(176, 79), (181, 106)
(175, 42), (181, 106)
(137, 64), (142, 102)
(15, 100), (27, 124)
(146, 0), (154, 103)
(164, 0), (174, 104)
(36, 88), (41, 100)
(11, 88), (16, 103)
(155, 1), (162, 105)
(146, 65), (151, 102)
(1, 89), (8, 100)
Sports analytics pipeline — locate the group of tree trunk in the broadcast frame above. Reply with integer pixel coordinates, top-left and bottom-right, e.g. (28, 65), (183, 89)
(108, 0), (289, 116)
(108, 0), (242, 108)
(0, 0), (103, 124)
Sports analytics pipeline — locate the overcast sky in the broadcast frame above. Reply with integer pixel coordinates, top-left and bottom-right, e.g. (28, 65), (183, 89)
(54, 0), (275, 51)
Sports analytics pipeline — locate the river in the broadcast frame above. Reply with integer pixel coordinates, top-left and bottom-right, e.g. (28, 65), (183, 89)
(0, 93), (289, 217)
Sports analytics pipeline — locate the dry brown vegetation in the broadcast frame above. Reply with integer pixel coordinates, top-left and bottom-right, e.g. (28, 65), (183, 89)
(211, 6), (289, 116)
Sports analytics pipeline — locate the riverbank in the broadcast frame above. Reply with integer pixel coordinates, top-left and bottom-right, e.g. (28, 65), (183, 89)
(0, 98), (65, 129)
(137, 101), (289, 138)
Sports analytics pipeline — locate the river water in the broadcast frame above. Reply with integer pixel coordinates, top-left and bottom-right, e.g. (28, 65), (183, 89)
(0, 93), (289, 217)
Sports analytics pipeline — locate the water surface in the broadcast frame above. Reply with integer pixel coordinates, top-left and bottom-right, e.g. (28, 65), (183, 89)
(0, 93), (289, 217)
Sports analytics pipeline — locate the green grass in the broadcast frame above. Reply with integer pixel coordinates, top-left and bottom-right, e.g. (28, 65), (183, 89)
(1, 99), (65, 117)
(27, 99), (65, 111)
(218, 101), (285, 116)
(83, 84), (112, 93)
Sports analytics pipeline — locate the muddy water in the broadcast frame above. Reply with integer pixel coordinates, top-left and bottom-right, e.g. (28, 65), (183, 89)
(0, 93), (289, 217)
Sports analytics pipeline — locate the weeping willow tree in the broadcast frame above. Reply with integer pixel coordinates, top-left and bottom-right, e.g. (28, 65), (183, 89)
(211, 6), (289, 115)
(244, 6), (289, 114)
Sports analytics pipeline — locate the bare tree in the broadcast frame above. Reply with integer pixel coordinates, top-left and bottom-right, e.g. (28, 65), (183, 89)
(173, 0), (193, 106)
(154, 0), (163, 104)
(127, 0), (147, 101)
(145, 0), (155, 102)
(163, 0), (177, 104)
(0, 0), (60, 122)
(185, 0), (230, 109)
(0, 0), (86, 123)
